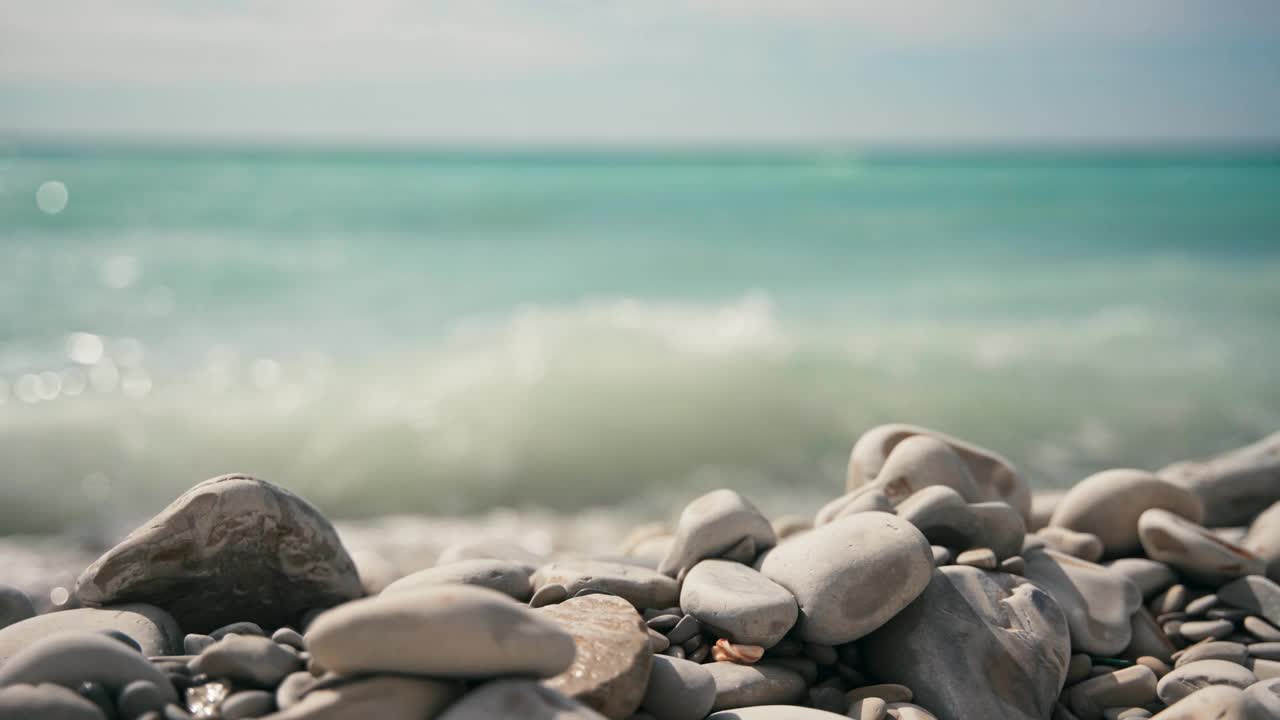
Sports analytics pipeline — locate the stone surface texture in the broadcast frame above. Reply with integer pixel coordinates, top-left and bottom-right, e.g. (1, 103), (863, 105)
(537, 594), (653, 720)
(74, 475), (363, 632)
(860, 566), (1071, 720)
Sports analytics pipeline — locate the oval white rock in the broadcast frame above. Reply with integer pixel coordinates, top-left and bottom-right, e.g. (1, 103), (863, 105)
(305, 584), (575, 678)
(381, 559), (532, 602)
(680, 560), (797, 648)
(847, 423), (1031, 522)
(1049, 469), (1203, 559)
(758, 512), (932, 644)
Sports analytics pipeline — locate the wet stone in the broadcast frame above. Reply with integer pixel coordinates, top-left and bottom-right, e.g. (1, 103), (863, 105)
(537, 594), (653, 720)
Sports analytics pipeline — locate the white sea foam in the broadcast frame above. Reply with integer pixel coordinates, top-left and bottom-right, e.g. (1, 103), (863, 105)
(0, 292), (1276, 534)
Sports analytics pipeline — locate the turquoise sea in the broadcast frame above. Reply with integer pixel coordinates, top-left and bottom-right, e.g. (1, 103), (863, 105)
(2, 144), (1279, 534)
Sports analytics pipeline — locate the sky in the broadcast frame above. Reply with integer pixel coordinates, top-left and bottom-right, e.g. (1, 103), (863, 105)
(2, 0), (1280, 147)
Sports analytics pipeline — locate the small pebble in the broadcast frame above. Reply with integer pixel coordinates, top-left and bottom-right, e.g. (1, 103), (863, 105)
(270, 627), (306, 651)
(847, 683), (912, 704)
(1183, 594), (1218, 617)
(209, 622), (264, 640)
(188, 635), (302, 688)
(118, 679), (167, 718)
(1250, 642), (1280, 661)
(1174, 641), (1247, 668)
(76, 681), (114, 719)
(183, 634), (214, 655)
(667, 615), (702, 645)
(648, 629), (671, 653)
(647, 614), (681, 633)
(220, 690), (275, 719)
(955, 548), (998, 570)
(849, 697), (888, 720)
(274, 671), (316, 710)
(710, 638), (763, 664)
(529, 583), (570, 608)
(999, 556), (1025, 575)
(1065, 654), (1092, 685)
(930, 547), (952, 566)
(1245, 616), (1280, 641)
(803, 643), (837, 666)
(683, 635), (703, 653)
(1179, 619), (1233, 642)
(807, 686), (846, 714)
(688, 644), (710, 664)
(1151, 585), (1189, 615)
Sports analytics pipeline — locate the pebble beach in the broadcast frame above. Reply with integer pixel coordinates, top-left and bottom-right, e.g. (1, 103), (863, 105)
(1, 423), (1280, 719)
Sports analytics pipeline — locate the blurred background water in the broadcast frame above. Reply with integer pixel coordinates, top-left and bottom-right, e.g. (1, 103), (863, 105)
(2, 144), (1278, 534)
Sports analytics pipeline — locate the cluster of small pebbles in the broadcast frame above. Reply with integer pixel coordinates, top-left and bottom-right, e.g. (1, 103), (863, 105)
(1, 426), (1280, 719)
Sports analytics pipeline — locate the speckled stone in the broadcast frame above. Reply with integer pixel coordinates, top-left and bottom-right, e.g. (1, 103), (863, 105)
(537, 594), (653, 720)
(847, 423), (1031, 522)
(74, 475), (363, 633)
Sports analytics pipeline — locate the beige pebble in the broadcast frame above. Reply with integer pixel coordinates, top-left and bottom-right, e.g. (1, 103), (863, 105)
(1135, 656), (1171, 678)
(848, 697), (888, 720)
(710, 638), (764, 664)
(955, 548), (998, 570)
(846, 684), (912, 704)
(885, 702), (937, 720)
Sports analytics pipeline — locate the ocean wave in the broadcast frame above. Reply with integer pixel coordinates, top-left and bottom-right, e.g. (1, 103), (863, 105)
(0, 293), (1277, 535)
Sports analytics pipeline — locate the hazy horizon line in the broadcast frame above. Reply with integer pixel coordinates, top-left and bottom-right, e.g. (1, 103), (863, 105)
(7, 132), (1280, 158)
